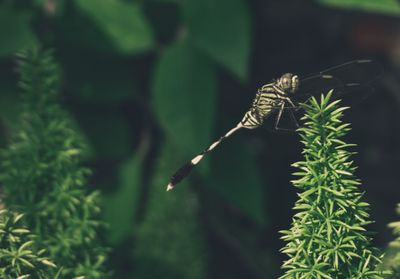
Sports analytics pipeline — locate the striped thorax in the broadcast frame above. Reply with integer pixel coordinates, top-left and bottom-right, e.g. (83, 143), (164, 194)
(240, 73), (299, 129)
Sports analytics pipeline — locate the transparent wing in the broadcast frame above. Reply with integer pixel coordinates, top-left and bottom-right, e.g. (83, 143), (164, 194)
(303, 59), (383, 85)
(293, 59), (383, 106)
(261, 60), (383, 132)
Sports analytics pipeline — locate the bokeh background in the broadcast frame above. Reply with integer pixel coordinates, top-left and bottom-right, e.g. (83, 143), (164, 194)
(1, 0), (400, 278)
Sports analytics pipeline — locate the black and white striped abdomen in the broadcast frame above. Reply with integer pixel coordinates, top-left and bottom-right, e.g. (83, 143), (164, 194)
(240, 109), (263, 129)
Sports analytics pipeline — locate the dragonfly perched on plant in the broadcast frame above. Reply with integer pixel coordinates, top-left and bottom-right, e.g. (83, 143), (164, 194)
(166, 59), (383, 191)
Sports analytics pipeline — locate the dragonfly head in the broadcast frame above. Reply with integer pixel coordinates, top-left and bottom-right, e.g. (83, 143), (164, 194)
(277, 73), (299, 94)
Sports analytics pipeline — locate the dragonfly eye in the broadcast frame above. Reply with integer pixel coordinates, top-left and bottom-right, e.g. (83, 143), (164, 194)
(291, 75), (299, 93)
(278, 73), (296, 92)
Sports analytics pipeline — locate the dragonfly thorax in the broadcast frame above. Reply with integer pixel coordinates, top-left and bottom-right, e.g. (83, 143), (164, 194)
(276, 73), (299, 94)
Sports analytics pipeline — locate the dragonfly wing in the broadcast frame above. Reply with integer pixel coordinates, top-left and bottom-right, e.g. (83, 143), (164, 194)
(294, 74), (342, 104)
(259, 60), (382, 131)
(295, 59), (383, 106)
(311, 59), (383, 85)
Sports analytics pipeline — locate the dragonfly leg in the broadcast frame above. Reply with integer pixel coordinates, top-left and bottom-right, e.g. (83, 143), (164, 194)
(274, 102), (285, 131)
(289, 109), (299, 128)
(285, 97), (296, 108)
(274, 101), (299, 132)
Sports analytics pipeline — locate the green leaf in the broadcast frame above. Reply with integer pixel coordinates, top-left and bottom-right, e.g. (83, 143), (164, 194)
(77, 108), (132, 160)
(183, 0), (251, 81)
(209, 138), (266, 225)
(133, 142), (207, 279)
(318, 0), (400, 16)
(73, 0), (154, 54)
(59, 52), (138, 103)
(0, 77), (19, 129)
(0, 8), (37, 57)
(152, 40), (217, 157)
(104, 151), (144, 244)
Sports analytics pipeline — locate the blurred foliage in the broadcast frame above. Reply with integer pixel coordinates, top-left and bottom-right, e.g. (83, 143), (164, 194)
(280, 93), (388, 278)
(0, 0), (398, 278)
(0, 48), (109, 278)
(133, 142), (207, 279)
(182, 0), (252, 81)
(61, 0), (154, 54)
(381, 205), (400, 278)
(104, 143), (146, 245)
(153, 39), (217, 161)
(0, 209), (59, 278)
(317, 0), (400, 16)
(208, 141), (266, 225)
(0, 6), (37, 57)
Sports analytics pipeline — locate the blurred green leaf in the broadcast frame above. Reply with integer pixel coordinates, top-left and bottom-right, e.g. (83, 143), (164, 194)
(318, 0), (400, 16)
(73, 0), (155, 54)
(133, 142), (207, 279)
(152, 40), (217, 157)
(209, 138), (266, 225)
(0, 77), (19, 128)
(145, 38), (216, 277)
(143, 1), (181, 44)
(60, 52), (138, 103)
(183, 0), (251, 81)
(0, 8), (37, 57)
(104, 152), (143, 244)
(78, 109), (132, 160)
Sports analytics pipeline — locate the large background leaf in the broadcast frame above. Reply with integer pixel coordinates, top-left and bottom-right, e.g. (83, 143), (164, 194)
(152, 39), (217, 158)
(209, 138), (267, 225)
(133, 143), (207, 279)
(60, 51), (139, 103)
(0, 8), (37, 57)
(183, 0), (251, 81)
(77, 109), (132, 160)
(71, 0), (154, 54)
(104, 152), (144, 244)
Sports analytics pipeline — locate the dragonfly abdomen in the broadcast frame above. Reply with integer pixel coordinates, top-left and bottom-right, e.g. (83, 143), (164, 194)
(240, 109), (263, 129)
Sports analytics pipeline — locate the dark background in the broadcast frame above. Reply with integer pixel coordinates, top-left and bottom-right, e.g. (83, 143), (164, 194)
(0, 0), (399, 278)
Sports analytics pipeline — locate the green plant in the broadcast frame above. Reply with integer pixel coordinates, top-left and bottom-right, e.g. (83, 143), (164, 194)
(0, 209), (59, 278)
(132, 142), (207, 279)
(379, 204), (400, 278)
(0, 47), (109, 278)
(317, 0), (400, 16)
(280, 92), (388, 278)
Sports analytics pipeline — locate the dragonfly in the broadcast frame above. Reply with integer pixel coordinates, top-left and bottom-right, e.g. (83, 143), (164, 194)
(166, 59), (383, 191)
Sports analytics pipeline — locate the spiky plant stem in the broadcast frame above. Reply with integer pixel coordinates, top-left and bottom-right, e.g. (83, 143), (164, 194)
(280, 91), (388, 278)
(0, 47), (109, 278)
